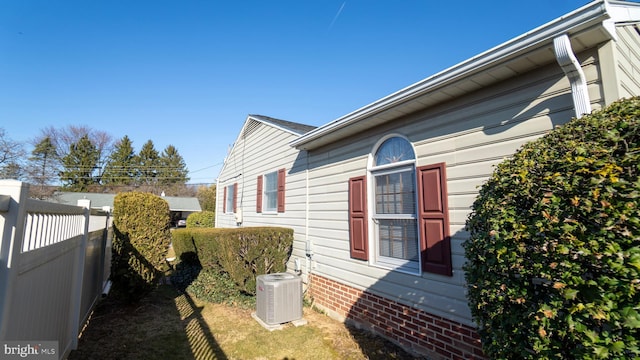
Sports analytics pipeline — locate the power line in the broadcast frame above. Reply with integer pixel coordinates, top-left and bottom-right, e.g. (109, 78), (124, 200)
(189, 162), (223, 173)
(57, 163), (220, 171)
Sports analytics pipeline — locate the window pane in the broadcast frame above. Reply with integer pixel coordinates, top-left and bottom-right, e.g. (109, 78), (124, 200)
(378, 219), (418, 261)
(264, 171), (277, 211)
(374, 170), (415, 214)
(375, 137), (415, 166)
(226, 184), (235, 213)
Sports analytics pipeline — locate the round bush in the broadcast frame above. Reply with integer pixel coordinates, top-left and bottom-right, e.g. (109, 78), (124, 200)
(464, 97), (640, 359)
(186, 210), (215, 228)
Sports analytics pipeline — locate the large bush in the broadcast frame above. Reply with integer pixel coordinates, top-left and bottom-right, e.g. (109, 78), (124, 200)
(172, 227), (293, 295)
(464, 97), (640, 359)
(186, 210), (215, 228)
(111, 192), (172, 301)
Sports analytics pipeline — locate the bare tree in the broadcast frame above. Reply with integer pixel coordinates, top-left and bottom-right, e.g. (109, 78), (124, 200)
(0, 128), (25, 180)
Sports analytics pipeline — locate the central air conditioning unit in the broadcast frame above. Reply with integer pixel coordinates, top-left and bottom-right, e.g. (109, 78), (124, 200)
(256, 272), (303, 325)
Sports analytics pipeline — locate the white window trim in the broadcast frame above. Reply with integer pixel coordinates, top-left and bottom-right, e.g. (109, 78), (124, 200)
(225, 184), (235, 214)
(262, 171), (278, 213)
(367, 134), (421, 275)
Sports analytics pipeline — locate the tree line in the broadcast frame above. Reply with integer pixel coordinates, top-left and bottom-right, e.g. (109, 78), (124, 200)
(0, 125), (191, 197)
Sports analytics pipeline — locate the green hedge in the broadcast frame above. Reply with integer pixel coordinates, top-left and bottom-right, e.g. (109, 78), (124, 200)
(171, 227), (199, 265)
(464, 97), (640, 359)
(172, 227), (293, 294)
(186, 210), (215, 228)
(111, 192), (172, 301)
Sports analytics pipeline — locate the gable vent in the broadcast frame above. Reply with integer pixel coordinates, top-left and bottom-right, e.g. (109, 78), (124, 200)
(243, 119), (261, 138)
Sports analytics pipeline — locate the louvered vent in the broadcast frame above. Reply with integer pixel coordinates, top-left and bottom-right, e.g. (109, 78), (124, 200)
(243, 119), (261, 138)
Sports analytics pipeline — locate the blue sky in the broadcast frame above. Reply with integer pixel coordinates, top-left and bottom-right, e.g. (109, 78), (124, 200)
(1, 0), (592, 185)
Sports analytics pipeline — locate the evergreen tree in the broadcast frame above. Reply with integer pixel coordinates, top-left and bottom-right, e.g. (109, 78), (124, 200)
(26, 136), (58, 197)
(59, 135), (99, 191)
(37, 125), (113, 179)
(158, 144), (189, 185)
(0, 162), (23, 180)
(102, 135), (137, 186)
(196, 184), (216, 212)
(138, 140), (159, 186)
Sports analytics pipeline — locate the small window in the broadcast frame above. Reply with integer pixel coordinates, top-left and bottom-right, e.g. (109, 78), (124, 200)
(263, 171), (278, 212)
(226, 184), (236, 214)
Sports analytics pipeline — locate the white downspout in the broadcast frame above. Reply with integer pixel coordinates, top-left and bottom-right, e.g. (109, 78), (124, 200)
(304, 152), (313, 277)
(553, 34), (592, 118)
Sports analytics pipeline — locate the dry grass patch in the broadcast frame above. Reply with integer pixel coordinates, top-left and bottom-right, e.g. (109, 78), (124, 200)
(70, 285), (424, 360)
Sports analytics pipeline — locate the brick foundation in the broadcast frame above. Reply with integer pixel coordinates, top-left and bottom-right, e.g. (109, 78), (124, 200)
(308, 273), (486, 359)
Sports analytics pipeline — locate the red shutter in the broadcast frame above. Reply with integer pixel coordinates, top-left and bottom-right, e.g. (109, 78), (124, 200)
(349, 176), (368, 260)
(277, 168), (286, 213)
(223, 186), (227, 213)
(256, 175), (263, 213)
(233, 182), (238, 213)
(417, 163), (452, 276)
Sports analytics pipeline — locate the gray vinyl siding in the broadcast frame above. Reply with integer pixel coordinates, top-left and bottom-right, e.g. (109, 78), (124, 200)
(212, 34), (618, 328)
(616, 25), (640, 98)
(304, 55), (608, 327)
(216, 121), (309, 275)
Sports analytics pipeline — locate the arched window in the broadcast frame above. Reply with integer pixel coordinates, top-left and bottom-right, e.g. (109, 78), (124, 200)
(370, 136), (419, 273)
(374, 136), (415, 166)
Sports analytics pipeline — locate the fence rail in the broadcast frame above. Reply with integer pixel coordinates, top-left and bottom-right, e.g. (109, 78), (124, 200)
(0, 180), (112, 359)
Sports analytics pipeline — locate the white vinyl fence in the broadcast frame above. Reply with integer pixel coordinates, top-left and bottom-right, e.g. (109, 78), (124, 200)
(0, 180), (112, 359)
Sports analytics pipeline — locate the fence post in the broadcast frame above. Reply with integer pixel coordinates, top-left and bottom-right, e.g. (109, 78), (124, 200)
(0, 180), (29, 340)
(100, 206), (112, 295)
(68, 199), (90, 350)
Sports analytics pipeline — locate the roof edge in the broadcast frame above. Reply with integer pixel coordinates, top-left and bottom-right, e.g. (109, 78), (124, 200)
(248, 114), (316, 136)
(290, 0), (623, 150)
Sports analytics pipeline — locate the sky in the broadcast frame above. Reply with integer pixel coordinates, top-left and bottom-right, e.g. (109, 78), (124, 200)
(1, 0), (597, 185)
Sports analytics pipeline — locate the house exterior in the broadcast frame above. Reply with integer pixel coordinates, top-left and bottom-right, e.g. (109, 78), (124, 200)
(216, 114), (317, 278)
(216, 1), (640, 358)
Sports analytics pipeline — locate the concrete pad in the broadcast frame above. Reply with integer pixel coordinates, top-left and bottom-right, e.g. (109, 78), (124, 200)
(251, 312), (307, 331)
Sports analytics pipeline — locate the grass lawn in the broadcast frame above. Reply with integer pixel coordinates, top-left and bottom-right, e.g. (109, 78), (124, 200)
(68, 285), (425, 360)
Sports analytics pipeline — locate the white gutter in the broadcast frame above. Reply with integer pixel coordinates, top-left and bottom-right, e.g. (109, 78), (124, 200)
(553, 34), (592, 118)
(290, 0), (612, 149)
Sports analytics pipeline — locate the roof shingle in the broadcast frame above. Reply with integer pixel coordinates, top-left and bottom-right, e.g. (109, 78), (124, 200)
(248, 114), (316, 135)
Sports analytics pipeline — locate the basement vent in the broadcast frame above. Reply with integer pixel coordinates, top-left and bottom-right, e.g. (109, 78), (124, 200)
(256, 273), (302, 325)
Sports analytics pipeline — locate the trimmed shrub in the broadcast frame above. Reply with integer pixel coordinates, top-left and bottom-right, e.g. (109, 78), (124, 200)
(171, 227), (197, 263)
(186, 210), (215, 228)
(111, 192), (172, 301)
(171, 227), (293, 295)
(464, 97), (640, 359)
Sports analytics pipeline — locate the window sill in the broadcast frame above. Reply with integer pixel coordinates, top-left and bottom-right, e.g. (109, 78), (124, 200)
(373, 258), (421, 275)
